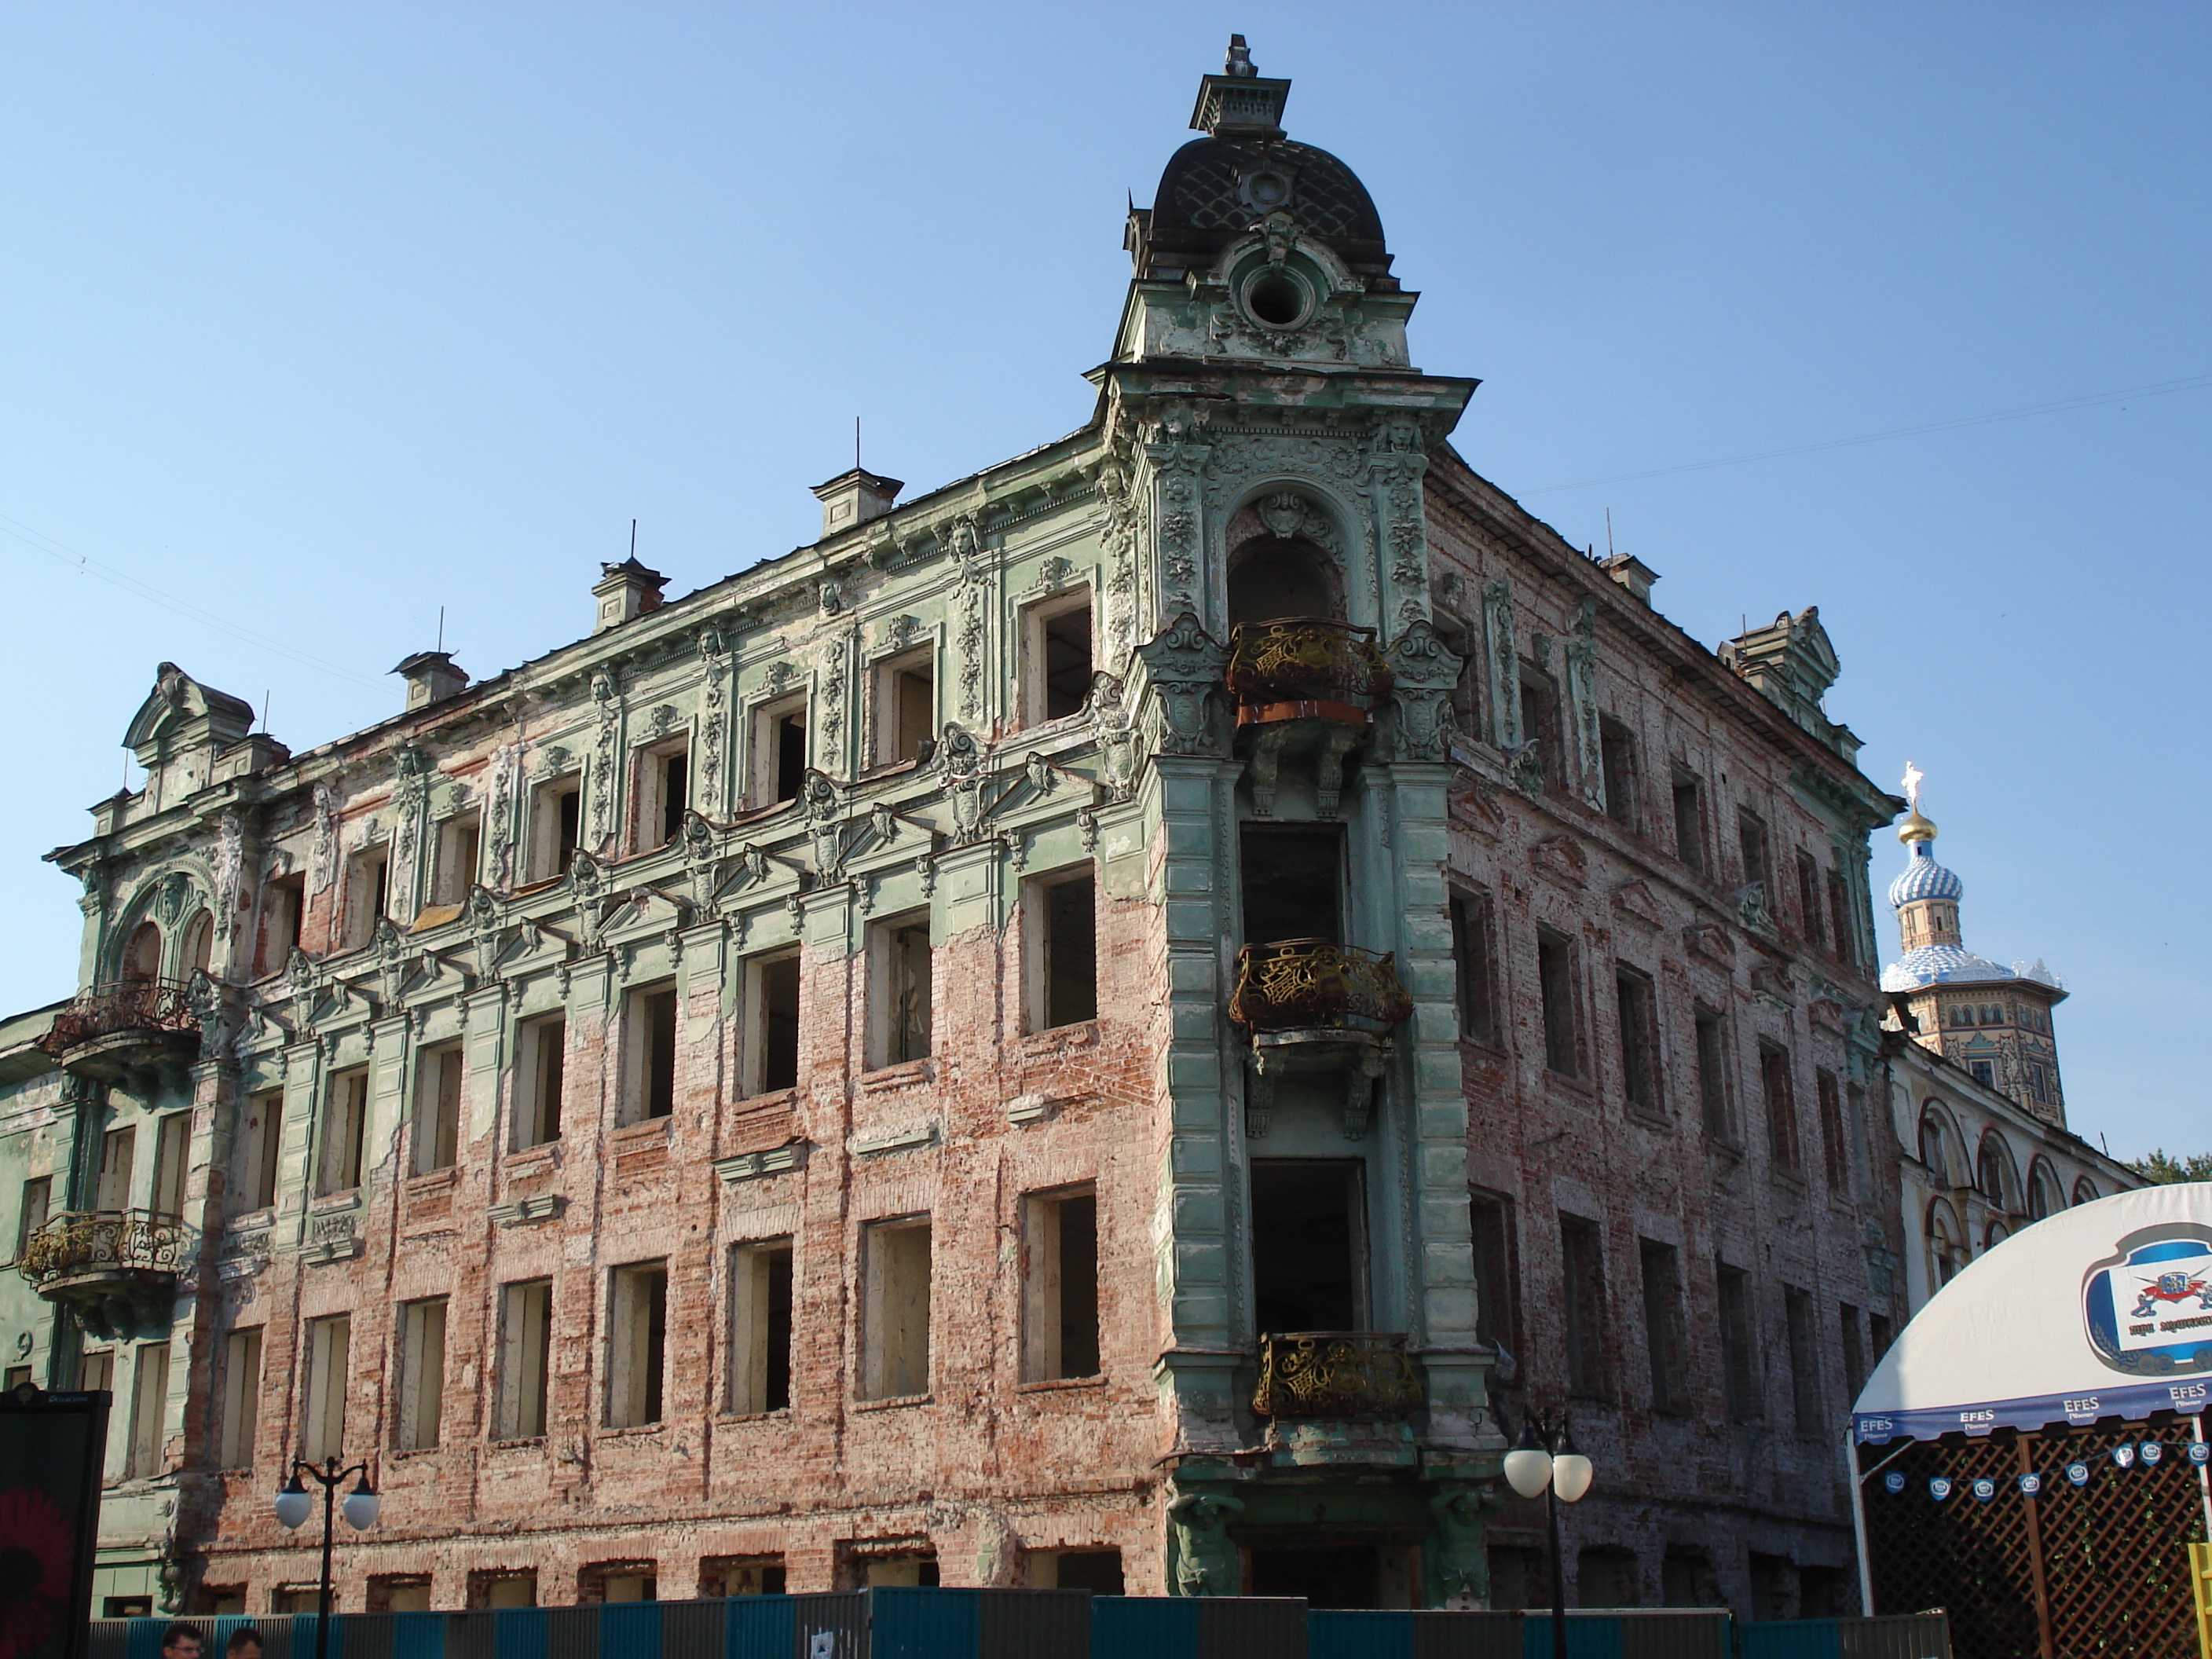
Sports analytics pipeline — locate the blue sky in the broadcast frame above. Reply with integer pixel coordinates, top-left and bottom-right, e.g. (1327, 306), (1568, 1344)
(3, 4), (2203, 1158)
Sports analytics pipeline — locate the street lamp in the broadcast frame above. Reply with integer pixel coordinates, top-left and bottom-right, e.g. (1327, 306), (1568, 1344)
(275, 1456), (379, 1659)
(1503, 1408), (1595, 1659)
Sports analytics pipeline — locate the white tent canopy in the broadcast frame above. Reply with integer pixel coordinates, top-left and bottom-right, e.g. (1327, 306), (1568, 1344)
(1852, 1181), (2212, 1443)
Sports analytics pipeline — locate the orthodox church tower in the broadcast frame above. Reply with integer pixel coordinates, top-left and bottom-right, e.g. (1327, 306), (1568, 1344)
(1880, 769), (2067, 1122)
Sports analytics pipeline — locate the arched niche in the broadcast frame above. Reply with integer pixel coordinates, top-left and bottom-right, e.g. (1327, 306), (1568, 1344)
(1226, 533), (1342, 628)
(181, 910), (215, 977)
(120, 921), (162, 986)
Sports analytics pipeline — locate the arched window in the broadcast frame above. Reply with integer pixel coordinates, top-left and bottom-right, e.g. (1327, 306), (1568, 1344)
(121, 921), (162, 985)
(1226, 537), (1340, 627)
(2027, 1159), (2062, 1221)
(1985, 1220), (2009, 1250)
(1918, 1104), (1958, 1185)
(1977, 1133), (2017, 1212)
(1927, 1199), (1965, 1287)
(2073, 1177), (2099, 1207)
(182, 911), (215, 977)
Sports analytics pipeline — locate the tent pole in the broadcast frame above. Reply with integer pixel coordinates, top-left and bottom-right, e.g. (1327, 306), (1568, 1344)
(2195, 1413), (2210, 1542)
(1847, 1428), (1876, 1615)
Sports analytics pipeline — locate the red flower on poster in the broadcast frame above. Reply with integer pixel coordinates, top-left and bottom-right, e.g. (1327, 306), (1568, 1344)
(0, 1487), (74, 1659)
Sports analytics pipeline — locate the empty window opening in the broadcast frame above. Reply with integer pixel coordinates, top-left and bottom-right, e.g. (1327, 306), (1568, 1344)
(16, 1177), (50, 1260)
(516, 1016), (566, 1148)
(607, 1262), (668, 1428)
(470, 1573), (538, 1611)
(1662, 1550), (1719, 1610)
(183, 911), (214, 976)
(1450, 890), (1498, 1046)
(1639, 1240), (1687, 1414)
(699, 1558), (786, 1599)
(1760, 1042), (1800, 1170)
(1784, 1284), (1822, 1434)
(302, 1313), (351, 1464)
(1240, 824), (1342, 946)
(1839, 1302), (1866, 1403)
(1536, 929), (1580, 1079)
(1694, 1007), (1732, 1140)
(1577, 1547), (1640, 1610)
(397, 1298), (447, 1451)
(727, 1240), (793, 1415)
(1717, 1264), (1760, 1422)
(1670, 771), (1705, 871)
(1251, 1160), (1366, 1333)
(529, 775), (584, 882)
(746, 950), (802, 1096)
(1031, 1551), (1124, 1595)
(1815, 1069), (1846, 1191)
(121, 921), (162, 985)
(1826, 871), (1855, 965)
(1737, 810), (1771, 895)
(1796, 851), (1826, 947)
(369, 1580), (433, 1614)
(319, 1068), (368, 1196)
(96, 1126), (137, 1213)
(859, 1555), (940, 1590)
(1614, 966), (1658, 1115)
(434, 813), (482, 905)
(624, 982), (679, 1122)
(150, 1111), (190, 1218)
(874, 649), (937, 765)
(1030, 868), (1097, 1031)
(636, 741), (690, 850)
(753, 697), (808, 808)
(127, 1342), (170, 1478)
(582, 1565), (658, 1605)
(416, 1045), (463, 1174)
(1024, 594), (1095, 723)
(218, 1328), (262, 1470)
(1518, 673), (1562, 792)
(80, 1351), (114, 1399)
(1227, 539), (1338, 625)
(259, 873), (306, 974)
(871, 914), (933, 1068)
(1468, 1187), (1519, 1362)
(1024, 1187), (1101, 1382)
(1599, 719), (1639, 830)
(1560, 1214), (1608, 1397)
(860, 1218), (933, 1401)
(344, 848), (390, 950)
(496, 1280), (551, 1440)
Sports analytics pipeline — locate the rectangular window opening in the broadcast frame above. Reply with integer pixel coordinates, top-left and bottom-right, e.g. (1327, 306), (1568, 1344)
(529, 775), (584, 882)
(1030, 868), (1098, 1031)
(1615, 965), (1659, 1115)
(15, 1177), (49, 1262)
(218, 1328), (262, 1469)
(1839, 1302), (1866, 1404)
(496, 1280), (551, 1440)
(1024, 1187), (1101, 1382)
(871, 913), (934, 1068)
(1796, 851), (1826, 947)
(344, 848), (390, 950)
(150, 1111), (190, 1218)
(624, 982), (679, 1122)
(860, 1218), (933, 1401)
(128, 1342), (170, 1479)
(1815, 1068), (1847, 1190)
(1717, 1264), (1760, 1423)
(96, 1126), (137, 1213)
(1760, 1042), (1800, 1170)
(1671, 771), (1705, 871)
(727, 1240), (793, 1415)
(1518, 672), (1562, 792)
(1737, 810), (1771, 895)
(1468, 1187), (1519, 1360)
(1694, 1008), (1731, 1141)
(259, 873), (306, 975)
(1560, 1215), (1608, 1398)
(635, 741), (690, 851)
(608, 1262), (668, 1428)
(1599, 718), (1639, 830)
(416, 1045), (463, 1174)
(1827, 871), (1855, 966)
(302, 1313), (351, 1464)
(517, 1017), (566, 1148)
(1450, 890), (1498, 1046)
(1537, 928), (1581, 1079)
(1239, 824), (1343, 946)
(319, 1069), (368, 1196)
(1639, 1240), (1687, 1414)
(873, 649), (937, 767)
(753, 696), (808, 808)
(236, 1090), (283, 1214)
(1251, 1160), (1368, 1334)
(1785, 1284), (1822, 1435)
(397, 1298), (448, 1451)
(434, 812), (482, 906)
(1025, 592), (1094, 724)
(746, 951), (802, 1096)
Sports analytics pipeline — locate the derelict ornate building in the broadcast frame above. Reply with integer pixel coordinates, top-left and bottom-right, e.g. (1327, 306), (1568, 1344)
(4, 40), (1921, 1617)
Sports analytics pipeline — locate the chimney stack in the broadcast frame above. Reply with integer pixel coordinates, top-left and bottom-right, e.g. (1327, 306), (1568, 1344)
(592, 558), (668, 634)
(1600, 553), (1659, 606)
(809, 468), (903, 541)
(392, 650), (469, 711)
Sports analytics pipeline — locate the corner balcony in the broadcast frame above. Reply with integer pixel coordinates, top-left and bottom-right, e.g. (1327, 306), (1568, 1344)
(1225, 620), (1393, 816)
(35, 980), (200, 1080)
(1253, 1331), (1423, 1419)
(19, 1210), (189, 1339)
(1229, 941), (1411, 1139)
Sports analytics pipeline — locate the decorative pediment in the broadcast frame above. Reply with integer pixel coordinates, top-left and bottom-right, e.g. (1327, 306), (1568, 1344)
(1750, 958), (1794, 1005)
(1529, 836), (1588, 891)
(123, 662), (254, 754)
(1448, 783), (1506, 840)
(1611, 880), (1666, 932)
(1684, 923), (1735, 967)
(1809, 997), (1847, 1035)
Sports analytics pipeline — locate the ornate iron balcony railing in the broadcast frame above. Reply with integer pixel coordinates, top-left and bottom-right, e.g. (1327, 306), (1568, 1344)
(1225, 619), (1393, 724)
(1229, 940), (1413, 1034)
(18, 1209), (190, 1288)
(1252, 1331), (1423, 1419)
(35, 980), (200, 1060)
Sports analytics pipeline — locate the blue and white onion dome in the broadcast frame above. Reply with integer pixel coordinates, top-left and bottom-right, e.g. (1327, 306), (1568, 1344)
(1887, 826), (1963, 909)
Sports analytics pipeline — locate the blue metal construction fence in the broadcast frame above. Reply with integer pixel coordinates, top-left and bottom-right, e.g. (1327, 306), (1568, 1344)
(90, 1593), (1951, 1659)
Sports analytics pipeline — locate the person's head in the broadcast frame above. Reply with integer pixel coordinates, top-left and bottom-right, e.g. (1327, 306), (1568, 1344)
(224, 1629), (264, 1659)
(161, 1623), (204, 1659)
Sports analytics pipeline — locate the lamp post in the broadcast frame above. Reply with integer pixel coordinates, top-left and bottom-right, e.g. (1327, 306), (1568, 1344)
(1502, 1408), (1594, 1659)
(275, 1456), (379, 1659)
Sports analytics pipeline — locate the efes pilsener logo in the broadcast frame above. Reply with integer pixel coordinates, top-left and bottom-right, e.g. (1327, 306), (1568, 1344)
(2082, 1223), (2212, 1377)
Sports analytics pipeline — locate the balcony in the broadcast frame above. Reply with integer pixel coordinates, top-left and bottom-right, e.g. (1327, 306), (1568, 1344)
(1253, 1331), (1423, 1420)
(35, 980), (200, 1079)
(1230, 941), (1412, 1140)
(1225, 620), (1393, 816)
(18, 1210), (189, 1339)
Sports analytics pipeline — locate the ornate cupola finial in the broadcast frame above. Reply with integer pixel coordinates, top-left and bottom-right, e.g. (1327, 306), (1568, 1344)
(1897, 759), (1937, 844)
(1192, 35), (1291, 138)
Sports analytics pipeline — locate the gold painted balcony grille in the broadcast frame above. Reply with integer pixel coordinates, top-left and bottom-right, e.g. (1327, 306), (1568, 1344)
(35, 980), (200, 1059)
(1252, 1331), (1423, 1419)
(18, 1210), (189, 1287)
(1229, 940), (1413, 1033)
(1225, 619), (1393, 724)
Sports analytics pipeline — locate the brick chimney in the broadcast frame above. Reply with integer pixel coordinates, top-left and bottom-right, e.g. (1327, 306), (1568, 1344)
(809, 469), (903, 540)
(592, 558), (668, 634)
(392, 650), (469, 711)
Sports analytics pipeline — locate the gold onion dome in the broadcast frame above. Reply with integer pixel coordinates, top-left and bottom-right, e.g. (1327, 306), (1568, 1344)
(1896, 808), (1937, 844)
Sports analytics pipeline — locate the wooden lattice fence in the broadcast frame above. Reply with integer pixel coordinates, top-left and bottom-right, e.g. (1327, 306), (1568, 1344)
(1862, 1414), (2210, 1659)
